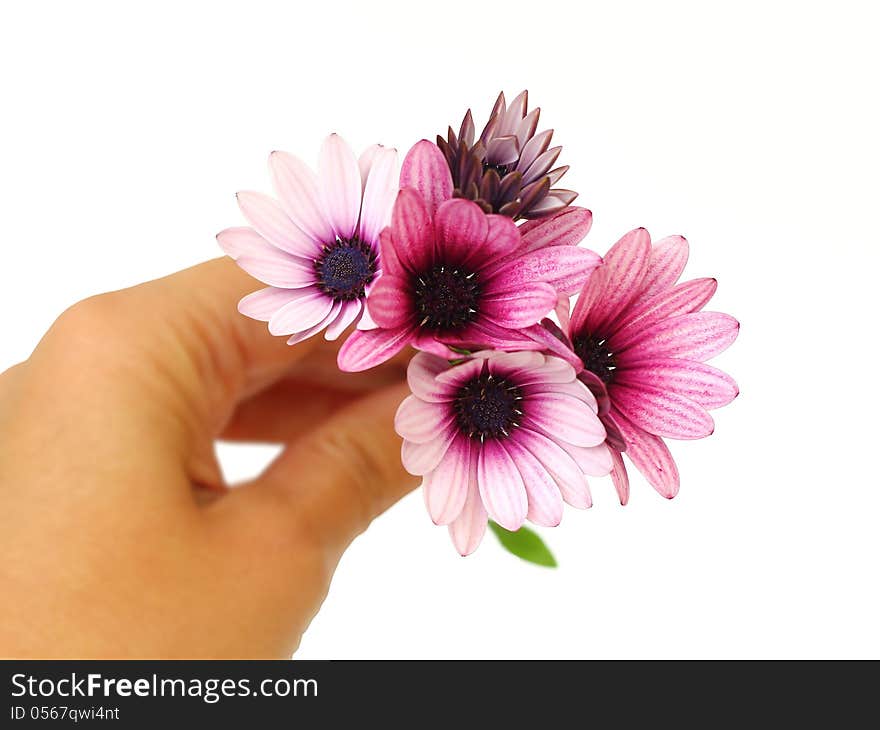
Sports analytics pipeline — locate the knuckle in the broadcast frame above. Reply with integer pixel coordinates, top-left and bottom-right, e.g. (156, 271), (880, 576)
(52, 293), (127, 342)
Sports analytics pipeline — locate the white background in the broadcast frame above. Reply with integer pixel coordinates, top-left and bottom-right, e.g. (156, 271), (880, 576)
(1, 1), (878, 658)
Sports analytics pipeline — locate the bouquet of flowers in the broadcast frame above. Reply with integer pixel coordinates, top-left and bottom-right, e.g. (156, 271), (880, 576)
(217, 91), (739, 564)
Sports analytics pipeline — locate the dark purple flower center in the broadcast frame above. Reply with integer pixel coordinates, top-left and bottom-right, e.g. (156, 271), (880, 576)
(483, 161), (511, 178)
(454, 371), (523, 442)
(314, 238), (377, 301)
(412, 264), (480, 332)
(573, 333), (617, 384)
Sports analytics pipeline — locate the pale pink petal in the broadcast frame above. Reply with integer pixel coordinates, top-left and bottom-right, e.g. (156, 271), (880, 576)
(616, 358), (738, 410)
(518, 206), (593, 254)
(486, 351), (545, 374)
(503, 439), (563, 527)
(411, 333), (459, 359)
(399, 140), (453, 218)
(523, 379), (598, 412)
(481, 283), (557, 329)
(391, 188), (434, 273)
(357, 144), (381, 191)
(286, 299), (342, 345)
(423, 436), (473, 525)
(524, 393), (606, 447)
(407, 352), (457, 403)
(401, 426), (457, 476)
(235, 252), (315, 289)
(237, 286), (301, 322)
(236, 190), (320, 257)
(477, 440), (528, 531)
(365, 274), (412, 329)
(217, 227), (275, 260)
(434, 198), (489, 265)
(612, 383), (715, 440)
(520, 323), (584, 370)
(609, 449), (630, 505)
(618, 312), (740, 363)
(268, 151), (334, 245)
(611, 278), (718, 349)
(435, 357), (483, 387)
(557, 442), (614, 477)
(515, 427), (592, 509)
(268, 288), (334, 336)
(395, 394), (453, 444)
(337, 324), (414, 372)
(587, 228), (651, 332)
(512, 354), (578, 385)
(608, 408), (680, 498)
(640, 235), (689, 297)
(448, 458), (487, 556)
(555, 294), (571, 333)
(324, 300), (363, 341)
(318, 133), (361, 240)
(356, 299), (379, 330)
(358, 146), (398, 245)
(485, 245), (601, 296)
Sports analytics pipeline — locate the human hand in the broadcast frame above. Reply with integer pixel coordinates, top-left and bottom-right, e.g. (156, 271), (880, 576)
(0, 257), (415, 658)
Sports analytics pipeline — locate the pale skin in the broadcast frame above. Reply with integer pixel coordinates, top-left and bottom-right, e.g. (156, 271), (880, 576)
(0, 257), (417, 658)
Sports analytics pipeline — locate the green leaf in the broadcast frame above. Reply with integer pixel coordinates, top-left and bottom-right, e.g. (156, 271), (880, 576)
(488, 522), (558, 568)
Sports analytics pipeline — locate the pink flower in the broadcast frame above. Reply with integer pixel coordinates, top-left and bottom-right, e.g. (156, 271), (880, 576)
(395, 351), (613, 555)
(337, 188), (600, 371)
(555, 228), (740, 502)
(217, 134), (398, 344)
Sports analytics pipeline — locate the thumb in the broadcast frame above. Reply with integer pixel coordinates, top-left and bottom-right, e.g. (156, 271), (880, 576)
(215, 380), (418, 559)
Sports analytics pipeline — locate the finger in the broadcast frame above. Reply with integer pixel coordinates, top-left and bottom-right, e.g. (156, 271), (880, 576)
(212, 381), (417, 561)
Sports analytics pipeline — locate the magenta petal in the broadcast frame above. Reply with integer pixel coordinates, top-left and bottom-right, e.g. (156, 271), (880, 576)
(525, 393), (606, 447)
(609, 449), (630, 505)
(237, 286), (300, 322)
(481, 283), (557, 329)
(520, 323), (583, 370)
(336, 325), (414, 372)
(486, 245), (601, 297)
(619, 311), (740, 363)
(609, 409), (680, 498)
(613, 383), (714, 440)
(217, 227), (275, 261)
(407, 352), (456, 403)
(236, 191), (319, 258)
(399, 140), (453, 218)
(434, 198), (489, 265)
(365, 274), (412, 329)
(611, 278), (718, 349)
(235, 251), (315, 289)
(401, 426), (457, 476)
(503, 439), (563, 527)
(448, 459), (487, 556)
(411, 333), (459, 359)
(616, 358), (738, 409)
(475, 214), (521, 265)
(640, 235), (689, 297)
(268, 288), (334, 335)
(391, 188), (434, 273)
(443, 319), (549, 353)
(423, 436), (472, 525)
(268, 151), (334, 245)
(569, 264), (609, 335)
(588, 228), (652, 332)
(395, 395), (452, 443)
(515, 427), (592, 509)
(518, 206), (593, 254)
(477, 440), (527, 531)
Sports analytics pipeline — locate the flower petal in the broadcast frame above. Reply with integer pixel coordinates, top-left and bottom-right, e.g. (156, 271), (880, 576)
(395, 395), (453, 444)
(640, 235), (689, 297)
(434, 198), (489, 266)
(518, 206), (593, 254)
(477, 440), (528, 531)
(318, 133), (362, 240)
(401, 425), (457, 476)
(569, 264), (610, 336)
(365, 274), (412, 329)
(612, 383), (715, 440)
(407, 352), (456, 403)
(424, 436), (473, 525)
(399, 140), (453, 218)
(524, 392), (606, 447)
(608, 409), (680, 498)
(286, 299), (342, 345)
(337, 324), (414, 372)
(609, 448), (630, 505)
(234, 251), (315, 289)
(448, 457), (487, 556)
(503, 439), (563, 527)
(216, 227), (275, 261)
(616, 358), (739, 409)
(619, 312), (740, 362)
(268, 287), (334, 335)
(358, 146), (398, 245)
(268, 151), (334, 245)
(391, 188), (434, 273)
(486, 245), (601, 296)
(324, 300), (363, 341)
(588, 228), (651, 332)
(236, 190), (320, 258)
(515, 427), (592, 509)
(237, 286), (301, 322)
(481, 283), (557, 329)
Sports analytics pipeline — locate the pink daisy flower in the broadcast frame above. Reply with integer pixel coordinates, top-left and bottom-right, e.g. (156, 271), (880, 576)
(395, 350), (613, 555)
(217, 134), (398, 344)
(554, 228), (740, 502)
(336, 188), (600, 371)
